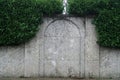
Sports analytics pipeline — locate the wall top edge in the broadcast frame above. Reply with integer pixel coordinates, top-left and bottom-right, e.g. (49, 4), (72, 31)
(43, 14), (95, 19)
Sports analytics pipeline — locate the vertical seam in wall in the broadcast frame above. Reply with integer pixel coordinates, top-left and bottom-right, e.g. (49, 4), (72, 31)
(84, 17), (86, 78)
(79, 32), (81, 77)
(117, 53), (119, 77)
(38, 36), (40, 77)
(43, 19), (47, 77)
(116, 50), (119, 78)
(24, 43), (25, 77)
(55, 21), (57, 76)
(99, 45), (101, 78)
(43, 37), (45, 77)
(77, 17), (81, 77)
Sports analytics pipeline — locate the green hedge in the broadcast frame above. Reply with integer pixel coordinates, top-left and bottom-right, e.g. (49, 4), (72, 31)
(69, 0), (120, 16)
(94, 0), (120, 48)
(94, 9), (120, 48)
(0, 0), (63, 46)
(36, 0), (63, 16)
(69, 0), (120, 48)
(68, 0), (109, 16)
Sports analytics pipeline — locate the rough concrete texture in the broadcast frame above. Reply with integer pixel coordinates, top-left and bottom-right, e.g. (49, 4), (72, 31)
(85, 18), (99, 78)
(100, 47), (120, 78)
(0, 78), (118, 80)
(42, 18), (84, 78)
(0, 46), (24, 77)
(0, 17), (120, 78)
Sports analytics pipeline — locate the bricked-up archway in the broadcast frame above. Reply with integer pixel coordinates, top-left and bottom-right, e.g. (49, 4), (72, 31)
(43, 19), (82, 77)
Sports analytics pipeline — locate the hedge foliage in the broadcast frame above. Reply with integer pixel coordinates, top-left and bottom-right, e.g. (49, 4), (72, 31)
(69, 0), (120, 48)
(94, 9), (120, 48)
(94, 0), (120, 48)
(68, 0), (109, 16)
(69, 0), (120, 16)
(0, 0), (63, 46)
(36, 0), (63, 16)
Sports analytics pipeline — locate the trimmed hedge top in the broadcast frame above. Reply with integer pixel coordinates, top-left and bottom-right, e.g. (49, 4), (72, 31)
(36, 0), (63, 16)
(68, 0), (120, 16)
(68, 0), (108, 16)
(0, 0), (63, 46)
(69, 0), (120, 48)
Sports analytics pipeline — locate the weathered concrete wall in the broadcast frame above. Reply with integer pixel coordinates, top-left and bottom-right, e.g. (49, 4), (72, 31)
(0, 17), (120, 78)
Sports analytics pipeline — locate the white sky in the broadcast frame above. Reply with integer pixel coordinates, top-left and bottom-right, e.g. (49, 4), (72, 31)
(63, 0), (67, 14)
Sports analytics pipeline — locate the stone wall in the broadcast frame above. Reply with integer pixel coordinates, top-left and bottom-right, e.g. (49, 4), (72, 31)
(0, 17), (120, 78)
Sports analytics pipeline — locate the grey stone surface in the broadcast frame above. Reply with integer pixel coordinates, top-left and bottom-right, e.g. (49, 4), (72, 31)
(85, 61), (99, 78)
(39, 18), (54, 38)
(68, 17), (85, 78)
(25, 36), (40, 77)
(38, 38), (44, 77)
(85, 18), (99, 61)
(85, 18), (99, 78)
(0, 45), (24, 77)
(100, 47), (120, 78)
(1, 17), (120, 78)
(55, 61), (80, 77)
(43, 18), (83, 78)
(44, 37), (80, 61)
(0, 78), (111, 80)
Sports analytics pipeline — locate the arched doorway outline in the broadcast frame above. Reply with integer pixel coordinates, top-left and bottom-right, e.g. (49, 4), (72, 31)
(42, 18), (84, 77)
